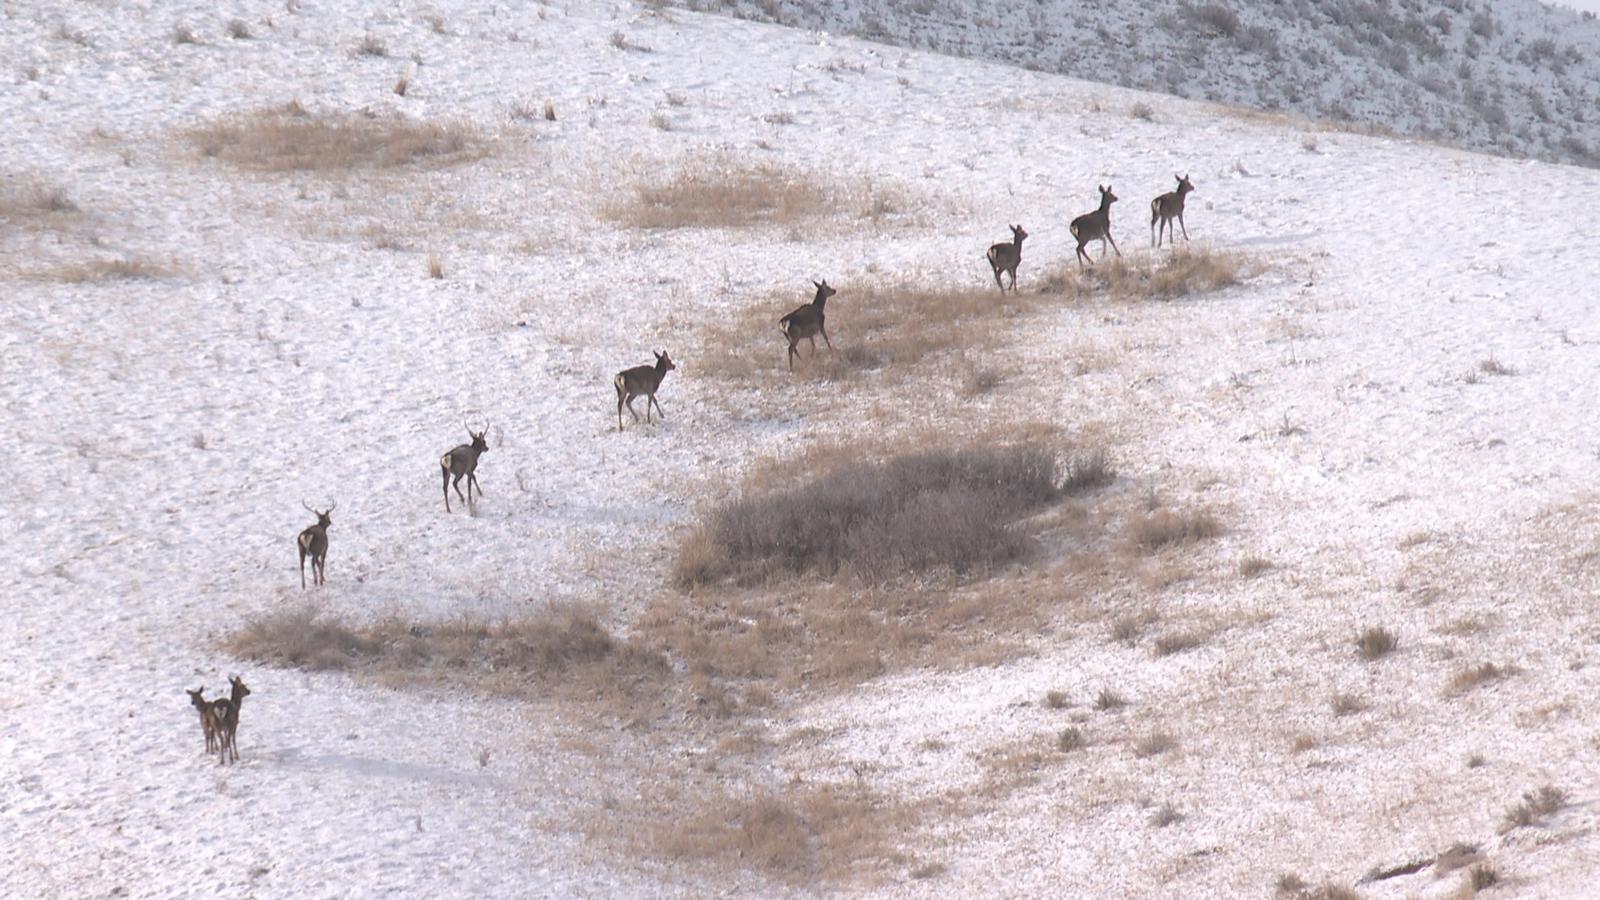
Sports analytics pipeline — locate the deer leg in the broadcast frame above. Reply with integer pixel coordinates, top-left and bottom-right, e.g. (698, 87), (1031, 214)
(788, 342), (797, 371)
(442, 467), (452, 512)
(1008, 267), (1018, 291)
(1107, 232), (1122, 258)
(650, 394), (666, 420)
(1178, 211), (1189, 241)
(469, 471), (483, 499)
(451, 472), (467, 504)
(821, 326), (833, 350)
(991, 265), (1004, 292)
(1076, 244), (1090, 268)
(808, 335), (817, 357)
(625, 396), (641, 422)
(299, 549), (307, 589)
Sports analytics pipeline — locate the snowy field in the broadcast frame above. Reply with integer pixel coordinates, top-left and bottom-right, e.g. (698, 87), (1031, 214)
(3, 1), (1599, 897)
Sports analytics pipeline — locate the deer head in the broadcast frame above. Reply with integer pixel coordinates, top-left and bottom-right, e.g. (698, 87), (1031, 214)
(301, 500), (334, 528)
(811, 279), (836, 303)
(654, 350), (676, 372)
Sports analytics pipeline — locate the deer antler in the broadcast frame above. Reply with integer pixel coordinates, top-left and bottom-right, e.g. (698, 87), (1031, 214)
(302, 499), (335, 515)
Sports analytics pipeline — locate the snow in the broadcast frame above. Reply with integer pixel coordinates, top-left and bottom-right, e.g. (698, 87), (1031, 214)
(4, 0), (1600, 897)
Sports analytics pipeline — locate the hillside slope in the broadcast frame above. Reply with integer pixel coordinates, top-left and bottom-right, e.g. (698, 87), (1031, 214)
(688, 0), (1600, 168)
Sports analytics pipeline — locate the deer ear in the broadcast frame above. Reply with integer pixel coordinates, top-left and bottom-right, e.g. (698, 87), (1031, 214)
(813, 279), (822, 288)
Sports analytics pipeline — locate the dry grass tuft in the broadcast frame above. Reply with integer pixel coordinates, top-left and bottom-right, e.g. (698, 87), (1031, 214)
(1043, 690), (1070, 710)
(604, 159), (831, 229)
(226, 603), (666, 703)
(1355, 626), (1398, 661)
(1056, 727), (1087, 752)
(1477, 356), (1515, 376)
(1152, 629), (1209, 657)
(426, 252), (444, 279)
(1238, 555), (1274, 578)
(1499, 785), (1566, 832)
(0, 181), (80, 226)
(226, 19), (251, 39)
(1447, 661), (1516, 695)
(188, 106), (482, 173)
(28, 257), (179, 283)
(173, 25), (202, 45)
(357, 34), (388, 57)
(1094, 688), (1127, 711)
(1433, 842), (1482, 874)
(1469, 863), (1500, 890)
(1041, 246), (1248, 301)
(673, 444), (1065, 587)
(1148, 802), (1182, 827)
(1329, 693), (1367, 717)
(1132, 730), (1177, 758)
(652, 783), (911, 882)
(1126, 507), (1223, 553)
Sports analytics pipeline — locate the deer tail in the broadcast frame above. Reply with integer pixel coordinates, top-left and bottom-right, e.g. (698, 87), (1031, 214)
(1069, 222), (1080, 240)
(1150, 199), (1160, 225)
(613, 373), (626, 396)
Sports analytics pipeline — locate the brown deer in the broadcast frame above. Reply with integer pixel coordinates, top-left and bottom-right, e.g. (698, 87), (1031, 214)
(614, 351), (675, 431)
(440, 422), (489, 513)
(779, 279), (836, 371)
(186, 687), (220, 754)
(1069, 185), (1121, 268)
(1151, 174), (1195, 248)
(985, 225), (1028, 293)
(297, 501), (333, 588)
(215, 675), (251, 765)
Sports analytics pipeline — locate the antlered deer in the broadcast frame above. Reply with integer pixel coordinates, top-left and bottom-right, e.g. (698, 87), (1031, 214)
(215, 675), (251, 765)
(440, 423), (489, 513)
(985, 225), (1028, 293)
(779, 279), (837, 371)
(1151, 174), (1195, 248)
(297, 502), (333, 588)
(1070, 185), (1121, 268)
(614, 351), (676, 431)
(186, 687), (220, 754)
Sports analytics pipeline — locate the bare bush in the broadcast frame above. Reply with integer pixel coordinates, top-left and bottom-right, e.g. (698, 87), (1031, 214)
(226, 603), (666, 701)
(357, 34), (388, 57)
(188, 107), (481, 172)
(226, 19), (252, 39)
(1094, 688), (1127, 711)
(1056, 727), (1086, 752)
(604, 159), (832, 229)
(1043, 690), (1070, 710)
(1133, 730), (1176, 758)
(674, 445), (1064, 586)
(1355, 626), (1397, 661)
(1500, 785), (1567, 831)
(1130, 101), (1155, 121)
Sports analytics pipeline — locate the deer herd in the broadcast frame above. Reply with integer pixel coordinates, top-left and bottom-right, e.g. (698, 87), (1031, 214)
(184, 175), (1196, 765)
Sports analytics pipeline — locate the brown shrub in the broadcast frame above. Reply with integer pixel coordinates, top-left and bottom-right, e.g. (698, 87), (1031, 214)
(604, 159), (829, 229)
(1499, 785), (1566, 831)
(187, 106), (482, 173)
(673, 444), (1063, 587)
(1447, 661), (1516, 695)
(28, 257), (179, 282)
(1355, 626), (1398, 661)
(1041, 246), (1248, 301)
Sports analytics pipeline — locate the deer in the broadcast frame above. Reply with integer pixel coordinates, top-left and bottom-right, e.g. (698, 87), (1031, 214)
(186, 687), (220, 754)
(215, 675), (251, 765)
(985, 225), (1028, 293)
(440, 422), (489, 513)
(779, 279), (836, 371)
(1069, 185), (1121, 268)
(614, 351), (675, 431)
(296, 501), (333, 589)
(1151, 174), (1195, 248)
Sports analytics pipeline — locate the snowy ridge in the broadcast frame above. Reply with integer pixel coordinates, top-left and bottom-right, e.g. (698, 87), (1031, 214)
(688, 0), (1600, 168)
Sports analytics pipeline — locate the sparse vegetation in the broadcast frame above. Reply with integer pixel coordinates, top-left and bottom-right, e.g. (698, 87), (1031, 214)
(1133, 730), (1176, 758)
(1355, 626), (1398, 661)
(1433, 841), (1482, 874)
(357, 34), (388, 57)
(1056, 727), (1086, 752)
(173, 25), (202, 45)
(1469, 863), (1500, 890)
(1043, 690), (1070, 710)
(1447, 661), (1515, 695)
(1126, 506), (1223, 553)
(226, 19), (252, 40)
(1149, 802), (1182, 826)
(674, 444), (1066, 586)
(1130, 101), (1155, 121)
(226, 603), (666, 703)
(1500, 784), (1567, 831)
(1238, 555), (1274, 577)
(1152, 629), (1208, 657)
(604, 159), (833, 229)
(188, 106), (481, 172)
(1042, 247), (1247, 301)
(1477, 356), (1515, 376)
(27, 257), (179, 283)
(1329, 693), (1366, 716)
(426, 253), (444, 279)
(1094, 688), (1127, 711)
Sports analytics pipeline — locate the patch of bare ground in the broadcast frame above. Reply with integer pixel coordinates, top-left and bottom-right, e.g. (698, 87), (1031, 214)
(1039, 245), (1253, 301)
(186, 103), (484, 173)
(602, 155), (911, 231)
(225, 603), (666, 706)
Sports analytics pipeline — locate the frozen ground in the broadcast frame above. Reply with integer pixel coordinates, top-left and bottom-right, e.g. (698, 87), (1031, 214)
(3, 1), (1599, 897)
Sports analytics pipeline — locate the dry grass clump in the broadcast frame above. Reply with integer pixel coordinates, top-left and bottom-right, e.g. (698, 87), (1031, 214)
(1151, 629), (1209, 657)
(1041, 247), (1247, 301)
(1056, 727), (1087, 752)
(1329, 693), (1367, 716)
(605, 159), (831, 229)
(1355, 626), (1398, 661)
(188, 105), (482, 173)
(652, 783), (911, 882)
(1446, 661), (1516, 695)
(1126, 506), (1223, 553)
(1043, 690), (1070, 710)
(1238, 555), (1274, 577)
(226, 603), (666, 701)
(1432, 841), (1482, 874)
(1499, 784), (1567, 831)
(1148, 802), (1182, 827)
(673, 444), (1066, 587)
(1132, 730), (1177, 758)
(29, 257), (179, 283)
(426, 252), (444, 279)
(1094, 688), (1127, 711)
(1, 180), (79, 229)
(226, 19), (252, 39)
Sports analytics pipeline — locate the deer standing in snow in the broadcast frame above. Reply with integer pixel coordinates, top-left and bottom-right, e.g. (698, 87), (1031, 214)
(779, 279), (836, 371)
(1151, 174), (1194, 248)
(614, 351), (675, 431)
(297, 502), (333, 588)
(215, 675), (251, 765)
(985, 224), (1028, 293)
(186, 687), (220, 754)
(440, 423), (489, 513)
(1070, 185), (1121, 268)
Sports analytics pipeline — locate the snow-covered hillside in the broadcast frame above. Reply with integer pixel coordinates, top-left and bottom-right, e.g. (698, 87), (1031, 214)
(687, 0), (1600, 169)
(4, 0), (1600, 897)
